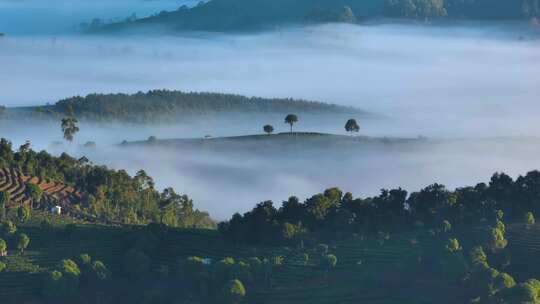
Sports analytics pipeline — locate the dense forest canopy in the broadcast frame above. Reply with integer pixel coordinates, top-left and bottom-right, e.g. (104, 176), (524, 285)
(0, 138), (215, 228)
(95, 0), (538, 33)
(220, 170), (540, 245)
(24, 90), (362, 123)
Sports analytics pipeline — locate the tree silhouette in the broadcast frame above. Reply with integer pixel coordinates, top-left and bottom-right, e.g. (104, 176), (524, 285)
(284, 114), (298, 133)
(61, 117), (79, 143)
(345, 119), (360, 134)
(263, 125), (274, 135)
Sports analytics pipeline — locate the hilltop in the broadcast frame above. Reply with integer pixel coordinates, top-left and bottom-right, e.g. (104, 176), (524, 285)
(8, 90), (366, 124)
(93, 0), (534, 33)
(121, 132), (424, 152)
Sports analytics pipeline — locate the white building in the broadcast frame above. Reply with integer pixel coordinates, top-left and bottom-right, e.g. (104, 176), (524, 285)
(51, 206), (62, 215)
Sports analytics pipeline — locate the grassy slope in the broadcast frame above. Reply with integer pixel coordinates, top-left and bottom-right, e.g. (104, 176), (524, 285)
(124, 132), (423, 150)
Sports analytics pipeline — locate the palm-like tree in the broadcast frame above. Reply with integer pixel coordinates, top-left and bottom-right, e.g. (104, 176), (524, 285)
(61, 117), (80, 143)
(284, 114), (298, 133)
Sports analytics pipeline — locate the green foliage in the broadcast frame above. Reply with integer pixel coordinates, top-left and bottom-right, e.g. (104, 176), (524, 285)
(526, 211), (536, 225)
(16, 233), (30, 254)
(494, 272), (516, 291)
(45, 90), (356, 123)
(345, 118), (360, 134)
(0, 238), (6, 255)
(384, 0), (447, 18)
(61, 117), (79, 143)
(223, 279), (246, 304)
(91, 260), (112, 282)
(446, 238), (462, 253)
(17, 206), (31, 223)
(1, 220), (17, 236)
(0, 261), (5, 272)
(0, 139), (215, 228)
(441, 219), (452, 233)
(470, 246), (488, 266)
(43, 270), (64, 299)
(284, 114), (299, 132)
(0, 191), (9, 221)
(489, 226), (508, 251)
(263, 124), (274, 135)
(25, 183), (43, 204)
(320, 254), (338, 273)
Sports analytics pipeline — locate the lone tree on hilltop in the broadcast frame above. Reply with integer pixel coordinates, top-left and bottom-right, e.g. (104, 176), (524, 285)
(345, 119), (360, 134)
(284, 114), (298, 133)
(263, 125), (274, 135)
(61, 117), (79, 143)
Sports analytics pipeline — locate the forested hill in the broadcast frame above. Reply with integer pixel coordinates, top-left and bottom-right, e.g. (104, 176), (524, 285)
(93, 0), (538, 33)
(20, 90), (364, 124)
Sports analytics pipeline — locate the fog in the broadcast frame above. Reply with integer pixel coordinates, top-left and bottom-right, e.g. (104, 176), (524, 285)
(1, 9), (540, 219)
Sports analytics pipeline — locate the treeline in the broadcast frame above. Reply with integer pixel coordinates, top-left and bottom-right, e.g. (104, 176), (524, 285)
(0, 138), (215, 228)
(219, 171), (540, 245)
(30, 90), (359, 123)
(385, 0), (539, 19)
(97, 0), (538, 34)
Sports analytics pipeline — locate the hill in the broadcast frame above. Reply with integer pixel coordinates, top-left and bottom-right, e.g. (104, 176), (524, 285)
(93, 0), (534, 33)
(11, 90), (365, 124)
(121, 132), (423, 152)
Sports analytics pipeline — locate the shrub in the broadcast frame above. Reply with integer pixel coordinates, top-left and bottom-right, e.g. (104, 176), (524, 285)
(526, 212), (535, 226)
(223, 279), (246, 304)
(16, 233), (30, 254)
(17, 206), (31, 223)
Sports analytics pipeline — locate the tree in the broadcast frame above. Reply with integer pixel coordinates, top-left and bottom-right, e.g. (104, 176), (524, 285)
(0, 238), (7, 256)
(321, 254), (338, 271)
(0, 261), (5, 272)
(526, 211), (536, 227)
(470, 246), (488, 266)
(339, 6), (357, 23)
(284, 114), (298, 133)
(26, 183), (43, 205)
(344, 119), (360, 134)
(91, 260), (112, 283)
(446, 238), (462, 253)
(17, 206), (31, 223)
(61, 117), (80, 143)
(0, 191), (9, 221)
(16, 233), (30, 254)
(263, 124), (274, 135)
(223, 279), (246, 304)
(1, 220), (16, 237)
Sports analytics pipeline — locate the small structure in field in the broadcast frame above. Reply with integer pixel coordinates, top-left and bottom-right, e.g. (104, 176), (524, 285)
(51, 206), (62, 215)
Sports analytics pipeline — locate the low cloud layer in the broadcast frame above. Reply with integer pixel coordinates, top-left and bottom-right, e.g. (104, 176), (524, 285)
(1, 16), (540, 219)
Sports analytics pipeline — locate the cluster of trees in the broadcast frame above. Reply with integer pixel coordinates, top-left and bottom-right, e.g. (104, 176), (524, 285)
(305, 6), (358, 23)
(384, 0), (539, 19)
(31, 90), (358, 123)
(0, 138), (215, 228)
(262, 115), (359, 135)
(96, 0), (537, 34)
(43, 254), (111, 302)
(178, 242), (338, 303)
(219, 171), (540, 245)
(0, 220), (30, 257)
